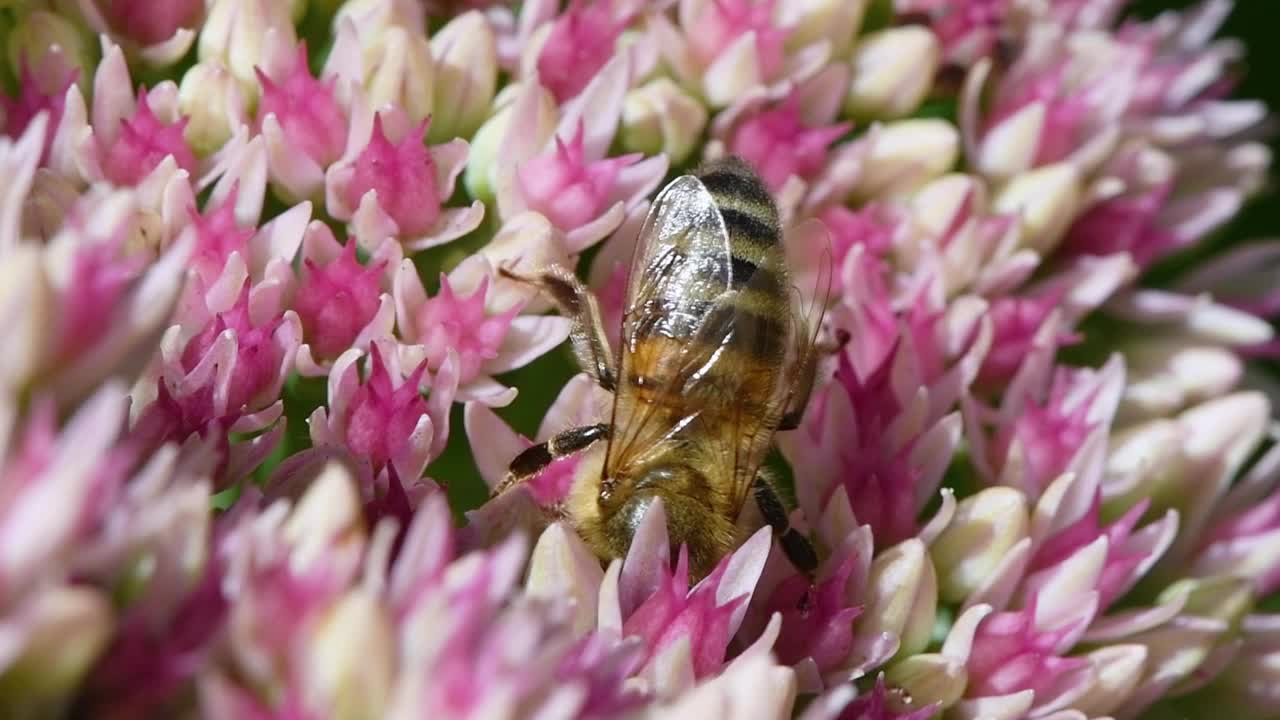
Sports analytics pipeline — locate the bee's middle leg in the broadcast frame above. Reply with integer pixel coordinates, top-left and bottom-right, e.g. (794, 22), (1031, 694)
(753, 470), (818, 574)
(491, 422), (611, 498)
(499, 264), (616, 392)
(777, 328), (850, 431)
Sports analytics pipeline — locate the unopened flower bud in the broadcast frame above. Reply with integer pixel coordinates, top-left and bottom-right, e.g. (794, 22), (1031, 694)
(304, 590), (394, 720)
(1158, 576), (1253, 630)
(1202, 614), (1280, 720)
(527, 523), (603, 635)
(856, 119), (959, 199)
(932, 487), (1029, 603)
(860, 539), (938, 657)
(910, 173), (987, 235)
(463, 83), (557, 205)
(365, 26), (434, 125)
(284, 462), (365, 569)
(1071, 644), (1148, 717)
(0, 587), (113, 708)
(449, 211), (569, 313)
(778, 0), (870, 57)
(994, 162), (1082, 255)
(6, 9), (91, 91)
(885, 653), (967, 710)
(846, 27), (940, 121)
(429, 10), (497, 143)
(1120, 338), (1243, 422)
(1105, 418), (1184, 513)
(198, 0), (296, 98)
(178, 60), (245, 155)
(621, 77), (708, 166)
(976, 102), (1045, 180)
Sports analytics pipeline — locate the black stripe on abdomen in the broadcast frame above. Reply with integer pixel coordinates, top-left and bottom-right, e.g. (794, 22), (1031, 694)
(700, 166), (776, 212)
(719, 207), (778, 250)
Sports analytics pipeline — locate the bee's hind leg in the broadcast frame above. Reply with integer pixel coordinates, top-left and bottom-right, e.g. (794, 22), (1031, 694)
(498, 264), (617, 392)
(777, 328), (850, 431)
(491, 422), (611, 498)
(753, 470), (818, 574)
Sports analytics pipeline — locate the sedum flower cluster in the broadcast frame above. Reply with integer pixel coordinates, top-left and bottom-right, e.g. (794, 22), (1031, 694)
(0, 0), (1278, 718)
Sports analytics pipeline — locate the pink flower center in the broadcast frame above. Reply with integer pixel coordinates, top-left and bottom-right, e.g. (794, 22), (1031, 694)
(415, 275), (519, 384)
(989, 378), (1097, 497)
(819, 204), (898, 296)
(729, 98), (851, 191)
(537, 2), (626, 102)
(1062, 185), (1177, 268)
(181, 286), (285, 412)
(622, 547), (746, 678)
(966, 599), (1090, 698)
(909, 0), (1008, 62)
(517, 121), (641, 232)
(979, 292), (1080, 386)
(255, 43), (349, 169)
(294, 242), (387, 361)
(689, 0), (787, 79)
(345, 114), (442, 237)
(765, 553), (863, 671)
(343, 345), (431, 472)
(100, 0), (203, 45)
(837, 675), (938, 720)
(190, 187), (256, 287)
(1032, 494), (1151, 609)
(102, 88), (196, 186)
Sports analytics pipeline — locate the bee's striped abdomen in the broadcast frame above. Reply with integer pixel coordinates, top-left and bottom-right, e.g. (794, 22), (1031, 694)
(697, 158), (789, 364)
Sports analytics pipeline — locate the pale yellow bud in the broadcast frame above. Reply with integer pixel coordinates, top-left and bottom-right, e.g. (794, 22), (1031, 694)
(0, 587), (113, 709)
(994, 162), (1082, 254)
(463, 83), (557, 205)
(429, 10), (497, 143)
(778, 0), (870, 57)
(846, 27), (940, 121)
(621, 78), (708, 165)
(885, 653), (967, 711)
(856, 119), (959, 199)
(198, 0), (297, 99)
(305, 591), (395, 720)
(6, 9), (92, 92)
(931, 487), (1029, 603)
(860, 539), (938, 657)
(178, 60), (246, 155)
(365, 26), (434, 125)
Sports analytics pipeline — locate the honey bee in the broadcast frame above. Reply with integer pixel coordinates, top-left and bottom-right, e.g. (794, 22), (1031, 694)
(494, 157), (831, 579)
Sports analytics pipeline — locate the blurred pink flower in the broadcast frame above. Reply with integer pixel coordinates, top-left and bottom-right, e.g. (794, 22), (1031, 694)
(76, 0), (200, 66)
(101, 88), (197, 186)
(0, 62), (77, 162)
(838, 675), (938, 720)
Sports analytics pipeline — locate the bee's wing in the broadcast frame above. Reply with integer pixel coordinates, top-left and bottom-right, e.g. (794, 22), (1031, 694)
(724, 223), (834, 514)
(604, 175), (735, 477)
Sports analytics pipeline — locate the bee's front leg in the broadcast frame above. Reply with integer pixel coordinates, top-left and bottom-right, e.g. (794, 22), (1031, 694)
(752, 470), (818, 575)
(498, 264), (617, 392)
(492, 422), (611, 498)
